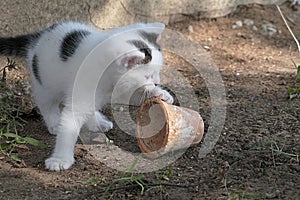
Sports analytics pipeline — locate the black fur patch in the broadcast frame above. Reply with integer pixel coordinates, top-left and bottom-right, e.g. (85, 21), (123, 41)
(139, 31), (161, 51)
(127, 40), (152, 64)
(60, 30), (91, 61)
(47, 23), (59, 31)
(32, 54), (42, 85)
(0, 33), (40, 57)
(0, 23), (60, 58)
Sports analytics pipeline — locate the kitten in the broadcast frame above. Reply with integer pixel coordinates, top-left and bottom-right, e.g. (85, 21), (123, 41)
(0, 21), (173, 171)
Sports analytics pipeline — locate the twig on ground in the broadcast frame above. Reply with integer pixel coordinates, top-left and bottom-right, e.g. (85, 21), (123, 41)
(83, 181), (194, 198)
(276, 5), (300, 53)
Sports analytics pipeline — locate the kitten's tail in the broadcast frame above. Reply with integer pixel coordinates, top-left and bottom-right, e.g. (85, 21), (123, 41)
(0, 33), (40, 57)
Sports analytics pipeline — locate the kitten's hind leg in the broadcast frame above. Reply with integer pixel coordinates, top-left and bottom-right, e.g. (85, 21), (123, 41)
(34, 90), (61, 135)
(86, 111), (113, 133)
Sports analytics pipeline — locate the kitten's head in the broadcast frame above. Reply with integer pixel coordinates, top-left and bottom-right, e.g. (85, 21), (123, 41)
(110, 22), (165, 105)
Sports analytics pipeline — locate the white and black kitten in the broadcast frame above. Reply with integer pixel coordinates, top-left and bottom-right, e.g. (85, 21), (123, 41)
(0, 21), (173, 171)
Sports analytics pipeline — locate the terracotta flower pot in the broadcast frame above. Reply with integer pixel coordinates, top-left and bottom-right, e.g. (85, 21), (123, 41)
(136, 98), (204, 158)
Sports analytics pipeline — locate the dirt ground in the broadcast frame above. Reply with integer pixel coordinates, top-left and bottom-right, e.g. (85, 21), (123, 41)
(0, 2), (300, 200)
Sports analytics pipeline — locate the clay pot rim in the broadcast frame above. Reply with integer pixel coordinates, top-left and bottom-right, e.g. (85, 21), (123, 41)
(136, 98), (169, 155)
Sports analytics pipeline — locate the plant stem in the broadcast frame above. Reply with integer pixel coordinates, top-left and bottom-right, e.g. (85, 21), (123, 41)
(276, 5), (300, 53)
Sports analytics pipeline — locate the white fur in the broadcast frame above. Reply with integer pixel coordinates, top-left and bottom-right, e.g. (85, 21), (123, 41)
(24, 22), (173, 171)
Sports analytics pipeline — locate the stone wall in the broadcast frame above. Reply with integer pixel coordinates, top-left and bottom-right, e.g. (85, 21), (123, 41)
(0, 0), (286, 35)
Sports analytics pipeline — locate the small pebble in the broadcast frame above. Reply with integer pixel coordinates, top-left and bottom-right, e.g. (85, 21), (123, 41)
(243, 19), (254, 26)
(252, 25), (258, 31)
(188, 25), (194, 33)
(232, 20), (243, 29)
(235, 20), (243, 27)
(203, 45), (210, 50)
(267, 27), (277, 35)
(261, 21), (277, 36)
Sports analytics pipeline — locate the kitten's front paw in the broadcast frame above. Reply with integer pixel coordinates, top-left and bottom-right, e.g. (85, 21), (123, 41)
(86, 111), (113, 133)
(150, 88), (174, 104)
(45, 157), (75, 171)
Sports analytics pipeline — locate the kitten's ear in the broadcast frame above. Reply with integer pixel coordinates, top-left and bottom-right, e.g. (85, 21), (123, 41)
(143, 22), (165, 42)
(144, 23), (165, 34)
(118, 50), (145, 69)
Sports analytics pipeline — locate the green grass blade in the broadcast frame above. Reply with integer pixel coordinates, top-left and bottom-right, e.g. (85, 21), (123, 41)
(270, 148), (298, 158)
(0, 143), (11, 150)
(9, 154), (21, 162)
(3, 133), (21, 139)
(22, 137), (46, 148)
(125, 156), (141, 177)
(135, 180), (145, 195)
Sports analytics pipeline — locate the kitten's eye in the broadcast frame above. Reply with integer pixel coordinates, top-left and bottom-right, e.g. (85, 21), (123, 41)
(142, 55), (151, 64)
(140, 48), (152, 64)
